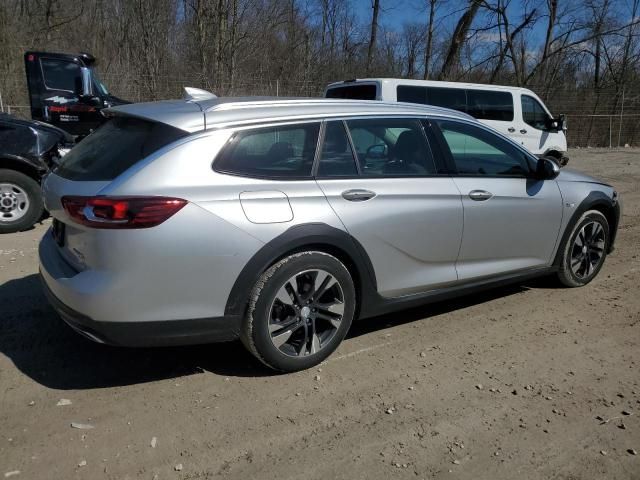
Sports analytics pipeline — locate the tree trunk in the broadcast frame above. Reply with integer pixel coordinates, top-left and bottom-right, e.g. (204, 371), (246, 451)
(423, 0), (436, 79)
(438, 0), (482, 80)
(366, 0), (380, 75)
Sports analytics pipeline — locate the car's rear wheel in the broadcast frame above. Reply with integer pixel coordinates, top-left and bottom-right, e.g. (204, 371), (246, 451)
(557, 210), (609, 287)
(241, 251), (356, 372)
(0, 169), (44, 234)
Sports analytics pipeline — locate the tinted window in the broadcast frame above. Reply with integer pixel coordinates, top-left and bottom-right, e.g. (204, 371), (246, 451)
(325, 84), (377, 100)
(425, 87), (467, 112)
(56, 118), (188, 181)
(317, 121), (358, 177)
(397, 85), (428, 105)
(398, 85), (467, 111)
(467, 90), (513, 121)
(435, 120), (531, 176)
(346, 118), (436, 176)
(41, 58), (82, 92)
(216, 123), (320, 178)
(521, 95), (549, 130)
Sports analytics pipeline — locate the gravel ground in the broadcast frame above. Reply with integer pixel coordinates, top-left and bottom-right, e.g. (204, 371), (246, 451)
(0, 148), (639, 480)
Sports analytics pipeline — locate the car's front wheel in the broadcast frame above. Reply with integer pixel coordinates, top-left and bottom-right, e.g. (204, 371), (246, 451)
(0, 169), (44, 234)
(241, 251), (356, 372)
(557, 210), (609, 287)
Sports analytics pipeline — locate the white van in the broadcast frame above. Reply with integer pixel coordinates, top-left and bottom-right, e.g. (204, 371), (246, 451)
(325, 78), (569, 165)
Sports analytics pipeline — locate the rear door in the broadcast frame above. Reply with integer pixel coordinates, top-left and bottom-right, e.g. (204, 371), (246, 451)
(315, 117), (463, 297)
(429, 119), (563, 280)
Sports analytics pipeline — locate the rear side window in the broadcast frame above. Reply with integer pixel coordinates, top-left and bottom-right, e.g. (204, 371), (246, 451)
(397, 86), (467, 113)
(325, 84), (377, 100)
(215, 123), (320, 178)
(466, 90), (513, 121)
(55, 117), (187, 181)
(41, 58), (82, 92)
(346, 118), (437, 176)
(397, 86), (513, 121)
(317, 121), (358, 177)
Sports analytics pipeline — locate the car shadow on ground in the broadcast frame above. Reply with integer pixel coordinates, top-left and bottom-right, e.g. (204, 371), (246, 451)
(0, 273), (542, 390)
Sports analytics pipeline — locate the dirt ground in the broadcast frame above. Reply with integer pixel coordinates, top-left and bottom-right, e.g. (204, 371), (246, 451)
(1, 148), (639, 480)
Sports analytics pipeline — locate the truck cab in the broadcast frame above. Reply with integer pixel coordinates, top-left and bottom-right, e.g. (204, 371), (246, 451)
(24, 51), (128, 137)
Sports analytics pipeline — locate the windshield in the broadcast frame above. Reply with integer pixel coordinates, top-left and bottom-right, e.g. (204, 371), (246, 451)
(91, 68), (109, 96)
(55, 117), (188, 181)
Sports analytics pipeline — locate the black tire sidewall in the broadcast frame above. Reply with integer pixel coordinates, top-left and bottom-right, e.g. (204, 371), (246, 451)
(246, 252), (356, 372)
(559, 210), (609, 287)
(0, 169), (44, 234)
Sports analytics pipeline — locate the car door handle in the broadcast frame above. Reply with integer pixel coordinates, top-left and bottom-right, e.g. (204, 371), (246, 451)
(508, 127), (516, 133)
(520, 129), (527, 134)
(342, 189), (376, 202)
(468, 190), (493, 201)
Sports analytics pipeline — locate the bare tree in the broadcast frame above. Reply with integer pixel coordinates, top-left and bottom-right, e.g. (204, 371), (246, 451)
(366, 0), (380, 75)
(422, 0), (438, 79)
(439, 0), (482, 79)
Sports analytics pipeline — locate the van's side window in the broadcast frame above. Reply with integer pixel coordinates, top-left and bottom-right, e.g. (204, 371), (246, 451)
(521, 95), (549, 131)
(317, 122), (359, 177)
(215, 123), (320, 178)
(435, 120), (532, 177)
(397, 85), (466, 113)
(346, 118), (437, 176)
(397, 86), (513, 121)
(466, 90), (513, 121)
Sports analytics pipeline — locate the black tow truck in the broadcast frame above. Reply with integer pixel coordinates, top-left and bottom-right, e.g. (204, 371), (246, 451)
(0, 51), (128, 233)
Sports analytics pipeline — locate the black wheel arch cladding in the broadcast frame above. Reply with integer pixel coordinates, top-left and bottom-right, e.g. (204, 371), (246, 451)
(553, 190), (619, 267)
(224, 223), (378, 318)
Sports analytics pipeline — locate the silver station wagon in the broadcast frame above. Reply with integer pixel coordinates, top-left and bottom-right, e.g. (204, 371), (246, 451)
(39, 95), (621, 371)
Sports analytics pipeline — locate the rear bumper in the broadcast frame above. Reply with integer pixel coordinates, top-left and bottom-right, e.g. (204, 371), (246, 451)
(41, 274), (242, 346)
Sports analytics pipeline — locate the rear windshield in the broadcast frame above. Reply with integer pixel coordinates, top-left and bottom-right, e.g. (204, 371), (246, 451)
(55, 117), (188, 181)
(325, 84), (377, 100)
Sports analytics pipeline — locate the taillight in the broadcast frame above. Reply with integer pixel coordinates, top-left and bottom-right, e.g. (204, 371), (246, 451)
(61, 196), (187, 229)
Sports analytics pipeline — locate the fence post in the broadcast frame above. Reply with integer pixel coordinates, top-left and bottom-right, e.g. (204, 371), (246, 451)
(617, 88), (625, 148)
(0, 89), (3, 113)
(609, 116), (612, 149)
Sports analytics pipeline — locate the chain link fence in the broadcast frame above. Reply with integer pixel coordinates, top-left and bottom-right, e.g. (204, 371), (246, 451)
(2, 73), (639, 148)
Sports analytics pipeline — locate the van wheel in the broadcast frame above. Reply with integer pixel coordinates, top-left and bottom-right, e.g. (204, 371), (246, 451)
(0, 169), (44, 234)
(241, 251), (356, 372)
(557, 210), (609, 287)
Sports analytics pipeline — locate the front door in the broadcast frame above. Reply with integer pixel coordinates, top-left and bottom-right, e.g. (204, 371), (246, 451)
(516, 93), (552, 155)
(430, 119), (563, 281)
(315, 118), (463, 297)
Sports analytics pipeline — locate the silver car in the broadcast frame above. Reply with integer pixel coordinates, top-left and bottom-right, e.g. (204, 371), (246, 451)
(39, 97), (621, 372)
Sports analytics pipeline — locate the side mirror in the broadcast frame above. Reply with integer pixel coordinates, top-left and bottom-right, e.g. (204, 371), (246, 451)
(546, 114), (567, 132)
(558, 114), (567, 131)
(536, 157), (560, 180)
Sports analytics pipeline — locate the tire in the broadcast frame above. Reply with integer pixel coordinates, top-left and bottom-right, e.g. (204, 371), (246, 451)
(241, 251), (356, 372)
(557, 210), (609, 287)
(0, 169), (44, 234)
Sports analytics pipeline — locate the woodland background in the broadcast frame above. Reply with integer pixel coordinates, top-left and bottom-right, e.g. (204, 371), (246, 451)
(1, 0), (639, 146)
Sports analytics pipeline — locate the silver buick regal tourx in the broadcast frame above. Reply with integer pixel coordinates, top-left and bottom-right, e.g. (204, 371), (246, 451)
(39, 96), (621, 371)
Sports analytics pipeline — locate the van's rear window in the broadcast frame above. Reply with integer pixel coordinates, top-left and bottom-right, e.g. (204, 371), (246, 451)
(325, 84), (377, 100)
(55, 117), (188, 181)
